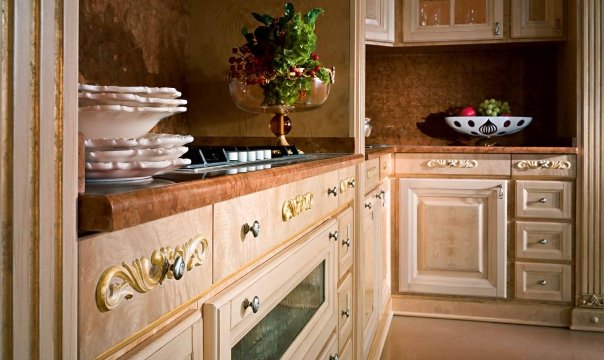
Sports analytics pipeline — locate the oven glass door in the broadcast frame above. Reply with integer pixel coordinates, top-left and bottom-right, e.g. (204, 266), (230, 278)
(231, 261), (326, 359)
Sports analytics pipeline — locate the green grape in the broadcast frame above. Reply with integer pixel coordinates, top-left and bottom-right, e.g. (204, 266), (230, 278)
(476, 98), (512, 116)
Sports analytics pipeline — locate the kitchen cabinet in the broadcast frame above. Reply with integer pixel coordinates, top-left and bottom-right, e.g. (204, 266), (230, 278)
(361, 190), (380, 358)
(511, 0), (565, 39)
(366, 0), (395, 42)
(399, 178), (508, 297)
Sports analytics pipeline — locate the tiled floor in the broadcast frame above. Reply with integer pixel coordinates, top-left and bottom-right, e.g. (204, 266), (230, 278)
(381, 316), (604, 360)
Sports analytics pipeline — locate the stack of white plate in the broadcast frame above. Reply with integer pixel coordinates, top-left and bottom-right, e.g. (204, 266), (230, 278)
(79, 84), (193, 183)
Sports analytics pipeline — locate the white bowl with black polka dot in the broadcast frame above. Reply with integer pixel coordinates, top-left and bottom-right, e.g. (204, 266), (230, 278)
(445, 116), (532, 138)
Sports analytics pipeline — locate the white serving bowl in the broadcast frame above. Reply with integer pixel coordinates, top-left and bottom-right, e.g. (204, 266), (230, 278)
(85, 146), (188, 163)
(78, 105), (186, 139)
(79, 92), (187, 108)
(445, 116), (532, 138)
(84, 133), (194, 151)
(85, 158), (191, 180)
(78, 84), (181, 98)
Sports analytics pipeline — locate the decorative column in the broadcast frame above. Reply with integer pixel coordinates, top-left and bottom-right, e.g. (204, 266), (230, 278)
(573, 0), (604, 330)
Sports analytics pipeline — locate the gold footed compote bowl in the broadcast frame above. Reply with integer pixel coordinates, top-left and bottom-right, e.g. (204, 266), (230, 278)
(228, 76), (331, 146)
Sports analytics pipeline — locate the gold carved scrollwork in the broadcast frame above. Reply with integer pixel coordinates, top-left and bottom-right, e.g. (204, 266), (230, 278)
(426, 159), (478, 169)
(579, 294), (604, 308)
(95, 235), (209, 312)
(339, 176), (355, 194)
(367, 167), (378, 179)
(516, 160), (572, 170)
(282, 192), (314, 222)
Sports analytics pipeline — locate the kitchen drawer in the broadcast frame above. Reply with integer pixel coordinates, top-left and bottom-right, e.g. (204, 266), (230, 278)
(338, 165), (356, 207)
(337, 207), (354, 279)
(338, 272), (353, 353)
(379, 153), (393, 180)
(571, 308), (604, 332)
(339, 337), (353, 360)
(515, 221), (572, 261)
(515, 262), (572, 302)
(365, 158), (380, 191)
(78, 206), (213, 360)
(123, 309), (202, 360)
(213, 170), (339, 281)
(512, 154), (576, 178)
(515, 180), (572, 219)
(394, 153), (510, 176)
(314, 329), (338, 360)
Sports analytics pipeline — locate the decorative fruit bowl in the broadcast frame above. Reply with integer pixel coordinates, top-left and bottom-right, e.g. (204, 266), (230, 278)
(445, 116), (532, 138)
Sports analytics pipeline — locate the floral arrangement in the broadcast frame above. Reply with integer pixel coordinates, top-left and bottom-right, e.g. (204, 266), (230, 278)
(228, 3), (334, 106)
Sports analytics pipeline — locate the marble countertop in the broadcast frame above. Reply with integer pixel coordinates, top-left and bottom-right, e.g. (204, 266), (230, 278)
(78, 153), (363, 233)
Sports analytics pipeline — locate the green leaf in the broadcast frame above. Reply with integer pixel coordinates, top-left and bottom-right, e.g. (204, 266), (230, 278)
(281, 3), (295, 25)
(252, 12), (273, 25)
(304, 8), (324, 25)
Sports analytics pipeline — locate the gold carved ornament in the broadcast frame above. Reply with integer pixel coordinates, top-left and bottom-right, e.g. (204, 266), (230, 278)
(95, 236), (209, 312)
(339, 176), (355, 194)
(426, 159), (478, 169)
(367, 167), (378, 179)
(282, 192), (314, 222)
(516, 160), (572, 170)
(579, 294), (604, 308)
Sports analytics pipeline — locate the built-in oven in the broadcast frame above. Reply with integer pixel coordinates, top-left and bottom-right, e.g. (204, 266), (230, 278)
(203, 220), (339, 359)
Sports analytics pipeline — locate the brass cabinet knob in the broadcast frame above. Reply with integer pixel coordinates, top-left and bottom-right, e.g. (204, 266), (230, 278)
(171, 255), (185, 280)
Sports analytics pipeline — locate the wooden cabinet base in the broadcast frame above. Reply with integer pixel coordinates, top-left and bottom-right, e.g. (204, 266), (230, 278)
(571, 308), (604, 332)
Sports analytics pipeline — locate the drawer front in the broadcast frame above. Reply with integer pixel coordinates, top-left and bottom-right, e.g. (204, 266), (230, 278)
(315, 330), (338, 360)
(339, 337), (353, 360)
(337, 207), (354, 278)
(123, 309), (202, 360)
(78, 206), (213, 360)
(365, 158), (380, 191)
(516, 180), (573, 219)
(512, 154), (576, 178)
(338, 273), (353, 352)
(571, 308), (604, 332)
(515, 221), (572, 261)
(394, 153), (510, 176)
(379, 153), (393, 180)
(213, 186), (285, 281)
(338, 165), (356, 207)
(515, 262), (572, 302)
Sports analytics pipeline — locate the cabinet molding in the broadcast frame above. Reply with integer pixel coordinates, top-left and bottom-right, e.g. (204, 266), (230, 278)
(426, 159), (478, 169)
(282, 192), (314, 221)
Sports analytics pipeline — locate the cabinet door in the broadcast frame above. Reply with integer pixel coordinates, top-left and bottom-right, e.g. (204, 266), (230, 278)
(379, 181), (392, 306)
(362, 193), (381, 358)
(399, 178), (507, 298)
(403, 0), (504, 42)
(511, 0), (564, 39)
(366, 0), (395, 42)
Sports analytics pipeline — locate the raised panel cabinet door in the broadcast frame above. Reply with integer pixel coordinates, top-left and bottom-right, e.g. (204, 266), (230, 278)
(403, 0), (504, 42)
(379, 181), (392, 306)
(337, 207), (354, 279)
(366, 0), (395, 42)
(511, 0), (564, 39)
(399, 178), (507, 298)
(362, 192), (381, 359)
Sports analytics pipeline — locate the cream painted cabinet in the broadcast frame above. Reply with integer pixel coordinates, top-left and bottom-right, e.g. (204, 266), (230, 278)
(366, 0), (395, 42)
(402, 0), (504, 42)
(399, 178), (507, 298)
(511, 0), (564, 39)
(361, 190), (381, 358)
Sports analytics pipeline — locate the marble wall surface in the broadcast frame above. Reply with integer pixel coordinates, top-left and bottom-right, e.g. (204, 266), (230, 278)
(365, 46), (564, 146)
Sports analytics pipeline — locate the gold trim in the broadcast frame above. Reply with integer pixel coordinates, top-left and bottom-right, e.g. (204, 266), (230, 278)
(95, 236), (209, 312)
(339, 176), (355, 194)
(579, 294), (604, 308)
(516, 160), (572, 170)
(282, 192), (313, 222)
(367, 166), (378, 179)
(426, 159), (478, 169)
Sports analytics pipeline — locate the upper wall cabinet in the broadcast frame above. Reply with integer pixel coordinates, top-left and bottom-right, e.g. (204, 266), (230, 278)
(510, 0), (565, 39)
(403, 0), (504, 42)
(365, 0), (566, 45)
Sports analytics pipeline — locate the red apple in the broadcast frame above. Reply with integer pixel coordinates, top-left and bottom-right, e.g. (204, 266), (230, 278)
(459, 106), (476, 116)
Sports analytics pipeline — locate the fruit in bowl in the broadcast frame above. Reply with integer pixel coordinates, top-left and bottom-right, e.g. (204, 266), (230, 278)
(459, 106), (476, 116)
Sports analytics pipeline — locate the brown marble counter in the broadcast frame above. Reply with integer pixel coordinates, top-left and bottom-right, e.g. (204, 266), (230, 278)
(365, 145), (397, 159)
(79, 154), (363, 233)
(394, 145), (578, 154)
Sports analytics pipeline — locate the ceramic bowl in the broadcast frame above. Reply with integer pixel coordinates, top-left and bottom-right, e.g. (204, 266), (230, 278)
(79, 92), (187, 108)
(78, 105), (186, 139)
(78, 84), (181, 99)
(85, 158), (191, 180)
(445, 116), (532, 138)
(85, 146), (188, 163)
(84, 133), (194, 151)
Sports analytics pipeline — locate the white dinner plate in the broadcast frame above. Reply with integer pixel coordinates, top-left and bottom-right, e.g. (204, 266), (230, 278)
(78, 84), (181, 98)
(84, 133), (194, 151)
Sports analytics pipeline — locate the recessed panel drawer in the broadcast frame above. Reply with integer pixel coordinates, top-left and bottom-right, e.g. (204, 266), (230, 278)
(338, 165), (356, 207)
(515, 180), (572, 219)
(379, 153), (393, 180)
(365, 158), (380, 191)
(337, 207), (354, 278)
(512, 154), (576, 178)
(515, 262), (572, 302)
(515, 221), (572, 261)
(394, 153), (510, 176)
(338, 272), (353, 352)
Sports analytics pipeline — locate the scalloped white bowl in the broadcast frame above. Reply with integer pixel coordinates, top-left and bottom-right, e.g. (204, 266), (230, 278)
(85, 158), (191, 179)
(445, 116), (532, 138)
(84, 133), (194, 151)
(78, 105), (186, 139)
(85, 146), (188, 163)
(78, 84), (181, 98)
(79, 92), (187, 108)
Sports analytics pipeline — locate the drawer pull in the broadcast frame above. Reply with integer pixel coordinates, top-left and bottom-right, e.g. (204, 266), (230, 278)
(494, 21), (501, 35)
(497, 184), (504, 199)
(365, 202), (372, 209)
(330, 354), (339, 360)
(538, 280), (548, 286)
(375, 191), (384, 200)
(591, 317), (600, 324)
(426, 159), (478, 169)
(342, 238), (351, 248)
(538, 198), (548, 204)
(517, 160), (572, 170)
(538, 239), (548, 245)
(95, 236), (209, 312)
(348, 178), (356, 188)
(328, 186), (338, 197)
(342, 308), (351, 318)
(282, 192), (313, 222)
(243, 296), (261, 313)
(329, 231), (339, 242)
(243, 220), (261, 238)
(339, 177), (355, 194)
